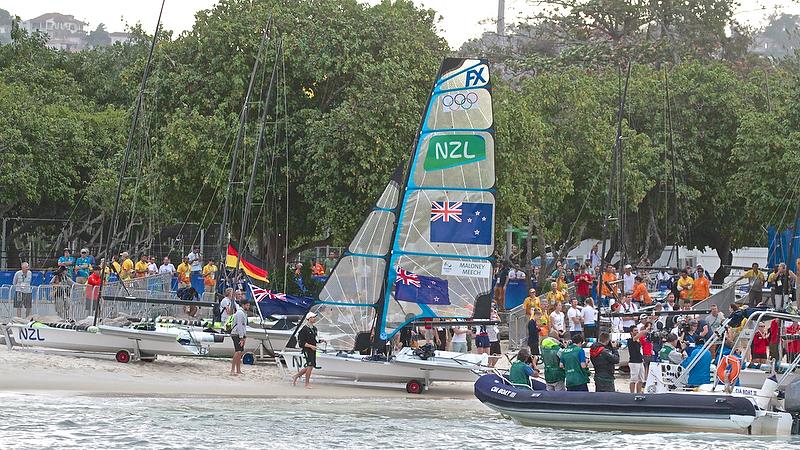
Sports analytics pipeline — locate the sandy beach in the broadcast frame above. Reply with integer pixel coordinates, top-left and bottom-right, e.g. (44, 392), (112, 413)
(0, 345), (476, 399)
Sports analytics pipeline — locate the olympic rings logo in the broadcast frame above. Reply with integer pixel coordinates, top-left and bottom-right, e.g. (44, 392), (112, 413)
(441, 91), (479, 112)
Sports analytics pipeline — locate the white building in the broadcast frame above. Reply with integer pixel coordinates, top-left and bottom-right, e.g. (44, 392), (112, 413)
(22, 13), (87, 52)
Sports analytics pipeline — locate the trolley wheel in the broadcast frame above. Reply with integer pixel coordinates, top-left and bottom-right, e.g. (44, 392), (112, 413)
(406, 379), (424, 394)
(115, 349), (131, 364)
(242, 353), (255, 365)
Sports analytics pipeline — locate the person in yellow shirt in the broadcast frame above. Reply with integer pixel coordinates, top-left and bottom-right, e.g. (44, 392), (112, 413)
(522, 288), (541, 318)
(119, 252), (134, 281)
(176, 256), (192, 288)
(630, 276), (652, 305)
(676, 269), (694, 301)
(545, 282), (564, 313)
(134, 254), (149, 278)
(692, 265), (711, 302)
(203, 258), (218, 291)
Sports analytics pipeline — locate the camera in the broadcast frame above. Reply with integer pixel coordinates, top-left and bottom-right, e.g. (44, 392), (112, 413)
(648, 330), (666, 345)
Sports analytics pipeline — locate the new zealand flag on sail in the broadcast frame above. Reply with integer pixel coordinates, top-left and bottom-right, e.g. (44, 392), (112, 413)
(430, 201), (493, 245)
(394, 268), (450, 305)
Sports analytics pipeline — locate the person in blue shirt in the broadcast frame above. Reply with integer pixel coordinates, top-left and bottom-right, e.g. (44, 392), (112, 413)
(57, 248), (76, 279)
(75, 248), (93, 283)
(681, 338), (712, 386)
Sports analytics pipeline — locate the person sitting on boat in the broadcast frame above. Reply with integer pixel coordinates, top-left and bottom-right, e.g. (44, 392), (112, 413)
(658, 333), (685, 365)
(541, 332), (566, 391)
(680, 337), (712, 387)
(558, 333), (590, 392)
(589, 332), (619, 392)
(508, 348), (537, 389)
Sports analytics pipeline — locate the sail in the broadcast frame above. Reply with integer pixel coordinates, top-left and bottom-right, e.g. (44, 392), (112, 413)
(378, 58), (495, 340)
(308, 166), (404, 350)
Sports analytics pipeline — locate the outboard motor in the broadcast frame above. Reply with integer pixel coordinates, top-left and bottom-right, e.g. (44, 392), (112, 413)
(785, 379), (800, 434)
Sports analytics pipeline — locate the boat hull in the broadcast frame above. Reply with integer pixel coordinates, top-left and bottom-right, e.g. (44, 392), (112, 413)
(474, 374), (760, 434)
(283, 348), (488, 384)
(155, 325), (292, 358)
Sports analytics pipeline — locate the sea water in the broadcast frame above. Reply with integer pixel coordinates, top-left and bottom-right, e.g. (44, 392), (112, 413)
(0, 393), (798, 449)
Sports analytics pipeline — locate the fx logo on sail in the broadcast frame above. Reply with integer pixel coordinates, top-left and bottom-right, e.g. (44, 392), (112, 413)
(465, 65), (488, 87)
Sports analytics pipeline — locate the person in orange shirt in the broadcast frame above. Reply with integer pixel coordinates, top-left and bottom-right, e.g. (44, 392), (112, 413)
(312, 259), (325, 276)
(692, 264), (711, 302)
(630, 276), (652, 305)
(600, 264), (618, 307)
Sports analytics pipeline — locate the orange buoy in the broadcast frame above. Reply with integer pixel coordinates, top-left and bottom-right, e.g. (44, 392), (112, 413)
(716, 355), (741, 384)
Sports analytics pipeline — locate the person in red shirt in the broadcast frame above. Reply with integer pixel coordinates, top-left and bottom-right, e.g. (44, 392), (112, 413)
(751, 322), (770, 367)
(768, 319), (781, 361)
(86, 266), (102, 313)
(639, 321), (655, 380)
(574, 265), (593, 304)
(786, 321), (800, 364)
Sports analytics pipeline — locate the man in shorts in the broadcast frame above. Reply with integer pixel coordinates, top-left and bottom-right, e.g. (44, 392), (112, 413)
(229, 299), (250, 376)
(13, 262), (33, 318)
(292, 312), (325, 388)
(627, 327), (645, 393)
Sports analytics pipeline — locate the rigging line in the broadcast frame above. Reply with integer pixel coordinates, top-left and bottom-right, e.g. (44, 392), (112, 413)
(93, 0), (165, 327)
(762, 164), (800, 231)
(282, 42), (290, 292)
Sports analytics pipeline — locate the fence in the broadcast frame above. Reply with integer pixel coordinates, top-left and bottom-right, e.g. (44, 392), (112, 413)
(0, 273), (216, 323)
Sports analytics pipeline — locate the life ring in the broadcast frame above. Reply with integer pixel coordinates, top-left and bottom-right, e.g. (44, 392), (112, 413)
(716, 355), (741, 384)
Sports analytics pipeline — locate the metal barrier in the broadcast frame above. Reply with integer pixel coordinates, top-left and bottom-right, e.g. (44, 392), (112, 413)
(506, 303), (528, 351)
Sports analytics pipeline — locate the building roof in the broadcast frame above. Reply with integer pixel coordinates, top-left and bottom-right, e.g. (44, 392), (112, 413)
(27, 13), (87, 26)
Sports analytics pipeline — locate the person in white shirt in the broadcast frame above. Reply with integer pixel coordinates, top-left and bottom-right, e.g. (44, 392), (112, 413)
(582, 298), (597, 339)
(549, 303), (566, 338)
(219, 288), (236, 325)
(13, 262), (33, 317)
(159, 256), (176, 274)
(230, 300), (250, 376)
(622, 264), (636, 295)
(451, 326), (469, 353)
(567, 298), (583, 338)
(187, 246), (202, 275)
(147, 256), (159, 275)
(619, 295), (639, 331)
(663, 292), (676, 312)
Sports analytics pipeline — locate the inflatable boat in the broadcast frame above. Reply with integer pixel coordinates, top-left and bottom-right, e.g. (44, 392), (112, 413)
(474, 373), (795, 435)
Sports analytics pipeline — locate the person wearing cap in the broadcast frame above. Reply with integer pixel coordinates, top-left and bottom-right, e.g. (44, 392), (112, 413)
(230, 299), (251, 376)
(691, 264), (711, 302)
(622, 264), (636, 295)
(75, 248), (93, 283)
(57, 248), (75, 280)
(292, 312), (326, 388)
(119, 252), (134, 281)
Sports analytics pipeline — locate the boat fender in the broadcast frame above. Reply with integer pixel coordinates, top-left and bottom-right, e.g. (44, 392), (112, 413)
(87, 326), (99, 333)
(716, 355), (741, 384)
(784, 380), (800, 413)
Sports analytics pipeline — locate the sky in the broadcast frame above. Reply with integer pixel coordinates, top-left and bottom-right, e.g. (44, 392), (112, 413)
(2, 0), (800, 49)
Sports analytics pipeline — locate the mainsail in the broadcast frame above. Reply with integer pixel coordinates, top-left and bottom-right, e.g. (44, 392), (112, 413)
(308, 58), (494, 349)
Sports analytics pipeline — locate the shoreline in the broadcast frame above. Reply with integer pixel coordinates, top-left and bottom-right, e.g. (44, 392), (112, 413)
(0, 345), (476, 399)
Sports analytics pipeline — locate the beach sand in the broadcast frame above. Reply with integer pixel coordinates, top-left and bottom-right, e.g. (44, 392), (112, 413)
(0, 345), (476, 399)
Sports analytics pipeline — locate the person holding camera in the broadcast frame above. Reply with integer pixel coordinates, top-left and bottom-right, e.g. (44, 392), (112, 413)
(508, 348), (537, 388)
(589, 332), (620, 392)
(659, 333), (686, 364)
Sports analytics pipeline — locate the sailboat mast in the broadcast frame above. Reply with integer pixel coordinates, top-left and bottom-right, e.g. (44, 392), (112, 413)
(664, 67), (679, 266)
(235, 40), (282, 277)
(93, 0), (165, 326)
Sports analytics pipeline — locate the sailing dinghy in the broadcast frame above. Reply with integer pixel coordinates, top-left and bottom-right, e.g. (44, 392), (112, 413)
(283, 58), (497, 392)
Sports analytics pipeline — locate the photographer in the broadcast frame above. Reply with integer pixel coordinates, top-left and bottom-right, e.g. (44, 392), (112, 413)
(508, 348), (537, 388)
(589, 332), (620, 392)
(658, 333), (685, 364)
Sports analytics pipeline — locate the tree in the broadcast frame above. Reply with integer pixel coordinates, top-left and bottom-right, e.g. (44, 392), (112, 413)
(86, 23), (112, 48)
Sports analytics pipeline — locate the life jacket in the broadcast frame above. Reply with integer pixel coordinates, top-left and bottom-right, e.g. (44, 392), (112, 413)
(540, 337), (565, 383)
(508, 360), (532, 387)
(559, 343), (590, 387)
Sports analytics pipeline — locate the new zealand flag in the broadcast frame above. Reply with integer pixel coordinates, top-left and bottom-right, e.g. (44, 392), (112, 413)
(430, 201), (493, 245)
(394, 267), (450, 305)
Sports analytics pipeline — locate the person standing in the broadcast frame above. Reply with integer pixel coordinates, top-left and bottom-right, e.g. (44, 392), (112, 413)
(451, 326), (469, 353)
(549, 302), (566, 339)
(57, 248), (75, 280)
(159, 257), (176, 274)
(13, 262), (33, 318)
(147, 256), (159, 276)
(558, 333), (590, 391)
(768, 263), (795, 309)
(676, 269), (694, 302)
(587, 243), (601, 269)
(292, 312), (325, 388)
(627, 327), (645, 393)
(567, 298), (583, 339)
(600, 264), (618, 307)
(692, 264), (712, 303)
(86, 266), (102, 313)
(75, 248), (93, 284)
(527, 310), (542, 359)
(545, 282), (564, 313)
(176, 256), (192, 289)
(590, 332), (620, 392)
(619, 296), (638, 331)
(187, 246), (203, 277)
(488, 311), (501, 367)
(202, 258), (218, 296)
(119, 252), (134, 281)
(229, 299), (250, 376)
(493, 262), (510, 312)
(540, 334), (566, 391)
(622, 264), (636, 295)
(134, 254), (149, 278)
(219, 288), (236, 326)
(522, 288), (540, 319)
(582, 298), (597, 339)
(630, 276), (652, 306)
(574, 265), (593, 304)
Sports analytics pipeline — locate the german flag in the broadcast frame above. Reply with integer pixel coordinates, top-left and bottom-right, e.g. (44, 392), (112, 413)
(226, 241), (269, 283)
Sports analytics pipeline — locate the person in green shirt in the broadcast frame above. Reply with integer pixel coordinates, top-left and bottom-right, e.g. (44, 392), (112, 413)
(540, 333), (566, 391)
(558, 333), (590, 391)
(658, 333), (685, 364)
(508, 348), (536, 388)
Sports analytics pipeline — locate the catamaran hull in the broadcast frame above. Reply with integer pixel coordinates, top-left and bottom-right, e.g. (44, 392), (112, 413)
(155, 326), (292, 358)
(7, 324), (200, 357)
(474, 374), (772, 435)
(283, 349), (487, 385)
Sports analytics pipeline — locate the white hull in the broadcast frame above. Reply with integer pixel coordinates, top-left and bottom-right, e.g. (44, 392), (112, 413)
(737, 368), (799, 389)
(283, 347), (490, 384)
(157, 325), (292, 358)
(7, 323), (201, 357)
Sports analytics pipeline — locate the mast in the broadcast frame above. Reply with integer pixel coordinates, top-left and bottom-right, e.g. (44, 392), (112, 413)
(664, 67), (679, 267)
(93, 0), (165, 326)
(218, 22), (272, 283)
(601, 61), (632, 268)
